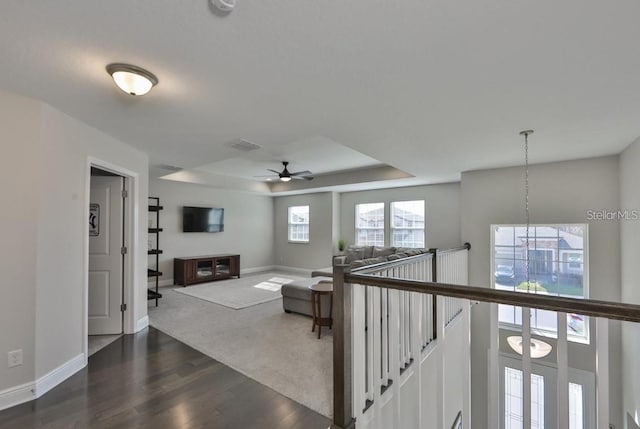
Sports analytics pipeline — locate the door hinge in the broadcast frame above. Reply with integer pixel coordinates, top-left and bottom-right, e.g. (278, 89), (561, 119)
(121, 303), (127, 312)
(121, 246), (127, 255)
(122, 190), (128, 198)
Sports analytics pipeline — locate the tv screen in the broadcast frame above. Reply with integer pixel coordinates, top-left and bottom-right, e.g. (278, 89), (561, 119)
(182, 206), (224, 233)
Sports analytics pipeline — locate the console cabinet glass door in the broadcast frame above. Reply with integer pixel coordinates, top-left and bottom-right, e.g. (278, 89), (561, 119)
(196, 259), (214, 279)
(215, 257), (231, 277)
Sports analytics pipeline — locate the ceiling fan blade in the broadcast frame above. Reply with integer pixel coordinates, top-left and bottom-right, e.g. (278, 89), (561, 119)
(266, 169), (281, 174)
(253, 175), (277, 178)
(290, 170), (313, 176)
(292, 175), (313, 181)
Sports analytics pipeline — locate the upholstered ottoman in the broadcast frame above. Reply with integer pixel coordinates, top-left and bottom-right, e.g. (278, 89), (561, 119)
(281, 277), (332, 317)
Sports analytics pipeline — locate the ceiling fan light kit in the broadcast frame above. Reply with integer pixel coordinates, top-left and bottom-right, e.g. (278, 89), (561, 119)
(106, 63), (158, 96)
(259, 161), (314, 182)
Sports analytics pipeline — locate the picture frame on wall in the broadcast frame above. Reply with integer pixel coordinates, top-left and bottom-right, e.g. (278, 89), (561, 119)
(89, 203), (100, 236)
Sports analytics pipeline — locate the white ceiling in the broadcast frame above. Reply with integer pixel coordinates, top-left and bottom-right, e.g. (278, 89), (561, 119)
(195, 136), (383, 180)
(1, 0), (640, 192)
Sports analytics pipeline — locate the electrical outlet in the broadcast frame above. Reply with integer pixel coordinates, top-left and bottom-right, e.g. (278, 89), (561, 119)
(8, 349), (22, 368)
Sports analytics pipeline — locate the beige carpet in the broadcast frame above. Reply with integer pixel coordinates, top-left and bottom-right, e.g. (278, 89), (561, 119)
(148, 271), (333, 418)
(172, 272), (305, 309)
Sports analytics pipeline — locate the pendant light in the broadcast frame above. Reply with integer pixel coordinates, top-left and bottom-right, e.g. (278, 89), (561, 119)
(506, 129), (553, 359)
(507, 335), (553, 359)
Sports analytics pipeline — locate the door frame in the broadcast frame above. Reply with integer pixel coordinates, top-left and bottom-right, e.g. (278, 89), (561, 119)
(83, 156), (140, 364)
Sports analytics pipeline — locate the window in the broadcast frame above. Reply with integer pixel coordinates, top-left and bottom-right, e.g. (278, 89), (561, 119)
(355, 203), (384, 246)
(492, 224), (588, 343)
(391, 200), (425, 248)
(569, 383), (584, 429)
(500, 356), (594, 429)
(288, 205), (309, 242)
(504, 367), (545, 429)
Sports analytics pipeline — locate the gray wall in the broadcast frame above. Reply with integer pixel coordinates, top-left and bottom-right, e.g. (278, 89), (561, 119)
(461, 156), (622, 429)
(272, 184), (461, 270)
(0, 91), (39, 393)
(339, 182), (461, 249)
(273, 192), (337, 269)
(0, 89), (149, 399)
(620, 138), (640, 429)
(149, 179), (275, 281)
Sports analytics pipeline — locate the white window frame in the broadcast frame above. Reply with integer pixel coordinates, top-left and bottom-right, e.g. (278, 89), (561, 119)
(390, 200), (425, 248)
(355, 202), (385, 246)
(288, 205), (309, 243)
(491, 224), (590, 344)
(499, 354), (596, 429)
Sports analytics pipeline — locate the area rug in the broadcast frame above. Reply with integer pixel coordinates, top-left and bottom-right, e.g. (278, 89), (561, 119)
(149, 270), (333, 417)
(172, 272), (305, 309)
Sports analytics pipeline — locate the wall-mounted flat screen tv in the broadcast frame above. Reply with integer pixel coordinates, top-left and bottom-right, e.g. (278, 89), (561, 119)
(182, 206), (224, 232)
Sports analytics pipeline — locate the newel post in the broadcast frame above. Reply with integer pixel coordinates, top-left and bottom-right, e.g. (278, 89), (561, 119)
(332, 264), (355, 429)
(430, 248), (438, 340)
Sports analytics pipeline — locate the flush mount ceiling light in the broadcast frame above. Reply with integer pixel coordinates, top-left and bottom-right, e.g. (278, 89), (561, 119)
(211, 0), (236, 12)
(507, 336), (553, 359)
(106, 63), (158, 96)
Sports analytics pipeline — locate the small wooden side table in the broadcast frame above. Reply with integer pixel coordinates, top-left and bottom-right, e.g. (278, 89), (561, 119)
(309, 280), (333, 339)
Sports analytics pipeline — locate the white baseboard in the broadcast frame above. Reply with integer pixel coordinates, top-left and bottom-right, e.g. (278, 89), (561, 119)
(1, 352), (86, 411)
(0, 381), (35, 411)
(136, 315), (149, 332)
(241, 265), (276, 275)
(151, 279), (174, 287)
(34, 353), (85, 398)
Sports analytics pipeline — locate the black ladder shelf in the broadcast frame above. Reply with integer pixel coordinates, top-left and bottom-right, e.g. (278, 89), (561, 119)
(148, 197), (163, 306)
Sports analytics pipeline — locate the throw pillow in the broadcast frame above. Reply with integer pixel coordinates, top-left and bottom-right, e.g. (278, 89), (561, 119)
(372, 246), (396, 258)
(362, 246), (375, 259)
(345, 247), (365, 263)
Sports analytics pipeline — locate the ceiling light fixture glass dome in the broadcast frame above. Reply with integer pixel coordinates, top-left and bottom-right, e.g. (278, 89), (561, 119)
(507, 335), (553, 359)
(280, 176), (292, 182)
(106, 63), (158, 96)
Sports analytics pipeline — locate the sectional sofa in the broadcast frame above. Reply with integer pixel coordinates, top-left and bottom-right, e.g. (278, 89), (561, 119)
(281, 245), (430, 317)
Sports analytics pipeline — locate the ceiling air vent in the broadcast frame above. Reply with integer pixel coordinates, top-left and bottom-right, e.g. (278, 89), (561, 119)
(157, 164), (183, 172)
(228, 139), (262, 152)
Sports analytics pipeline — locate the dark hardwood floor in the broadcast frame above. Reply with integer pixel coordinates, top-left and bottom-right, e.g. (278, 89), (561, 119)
(0, 327), (331, 429)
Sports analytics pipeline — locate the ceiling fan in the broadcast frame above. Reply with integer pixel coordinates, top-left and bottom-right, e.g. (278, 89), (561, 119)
(259, 161), (314, 182)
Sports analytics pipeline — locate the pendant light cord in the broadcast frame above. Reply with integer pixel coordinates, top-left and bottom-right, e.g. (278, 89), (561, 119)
(520, 130), (533, 293)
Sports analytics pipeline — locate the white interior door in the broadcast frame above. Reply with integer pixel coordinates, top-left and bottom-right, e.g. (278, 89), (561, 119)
(88, 175), (124, 335)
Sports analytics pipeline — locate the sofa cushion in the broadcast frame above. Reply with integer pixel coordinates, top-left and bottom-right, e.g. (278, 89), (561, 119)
(362, 246), (374, 259)
(281, 277), (328, 300)
(372, 246), (396, 258)
(404, 249), (423, 256)
(345, 247), (366, 263)
(387, 253), (403, 261)
(352, 256), (387, 268)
